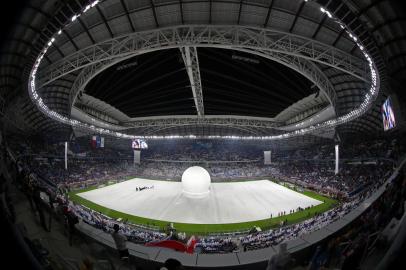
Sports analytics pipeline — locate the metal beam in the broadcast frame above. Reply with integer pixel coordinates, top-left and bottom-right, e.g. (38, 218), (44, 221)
(179, 46), (204, 117)
(96, 6), (113, 38)
(289, 1), (305, 33)
(61, 29), (79, 51)
(263, 0), (274, 28)
(141, 124), (262, 136)
(36, 25), (358, 115)
(237, 0), (243, 25)
(312, 15), (327, 39)
(28, 20), (378, 139)
(67, 43), (338, 116)
(75, 103), (120, 125)
(179, 0), (184, 24)
(78, 17), (96, 44)
(150, 0), (159, 27)
(36, 25), (369, 90)
(124, 116), (277, 129)
(120, 0), (136, 32)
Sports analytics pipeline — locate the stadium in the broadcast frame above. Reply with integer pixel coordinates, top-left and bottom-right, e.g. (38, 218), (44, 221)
(0, 0), (406, 270)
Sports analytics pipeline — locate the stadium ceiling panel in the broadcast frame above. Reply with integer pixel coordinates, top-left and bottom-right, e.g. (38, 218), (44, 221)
(1, 0), (404, 139)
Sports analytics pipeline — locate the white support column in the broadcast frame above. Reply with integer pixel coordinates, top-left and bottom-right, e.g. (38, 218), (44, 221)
(335, 144), (339, 175)
(180, 46), (204, 117)
(264, 151), (272, 164)
(134, 150), (141, 166)
(65, 142), (68, 170)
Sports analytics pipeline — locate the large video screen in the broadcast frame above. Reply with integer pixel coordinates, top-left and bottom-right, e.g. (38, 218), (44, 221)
(381, 97), (396, 131)
(132, 139), (148, 149)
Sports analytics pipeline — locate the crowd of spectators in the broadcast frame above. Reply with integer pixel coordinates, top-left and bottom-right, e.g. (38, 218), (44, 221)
(4, 136), (403, 256)
(68, 202), (167, 244)
(272, 139), (400, 161)
(134, 161), (278, 180)
(142, 140), (262, 161)
(275, 161), (393, 197)
(305, 164), (406, 270)
(193, 197), (367, 253)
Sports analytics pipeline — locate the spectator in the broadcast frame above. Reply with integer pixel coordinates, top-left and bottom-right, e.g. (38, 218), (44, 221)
(79, 257), (94, 270)
(266, 243), (292, 270)
(112, 223), (129, 259)
(32, 183), (48, 231)
(66, 208), (79, 246)
(160, 258), (183, 270)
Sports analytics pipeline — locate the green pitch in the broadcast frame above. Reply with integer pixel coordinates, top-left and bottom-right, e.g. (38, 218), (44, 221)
(68, 179), (337, 235)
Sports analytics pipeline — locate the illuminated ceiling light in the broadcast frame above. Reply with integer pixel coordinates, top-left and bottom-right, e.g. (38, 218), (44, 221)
(84, 5), (91, 12)
(71, 15), (78, 22)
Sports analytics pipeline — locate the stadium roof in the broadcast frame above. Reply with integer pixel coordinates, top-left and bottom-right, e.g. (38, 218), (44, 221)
(84, 47), (315, 118)
(1, 0), (405, 139)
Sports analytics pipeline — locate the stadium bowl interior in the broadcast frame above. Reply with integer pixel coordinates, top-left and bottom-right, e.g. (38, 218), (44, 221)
(1, 0), (406, 269)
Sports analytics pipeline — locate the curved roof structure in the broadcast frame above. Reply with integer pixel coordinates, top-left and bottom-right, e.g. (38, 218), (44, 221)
(83, 48), (315, 118)
(1, 0), (405, 139)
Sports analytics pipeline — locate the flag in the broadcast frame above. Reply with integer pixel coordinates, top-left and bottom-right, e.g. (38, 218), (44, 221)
(100, 137), (104, 148)
(186, 235), (197, 253)
(91, 136), (97, 148)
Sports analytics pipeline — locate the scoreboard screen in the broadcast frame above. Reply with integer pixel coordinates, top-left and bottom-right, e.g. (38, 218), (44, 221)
(132, 139), (148, 149)
(381, 97), (396, 131)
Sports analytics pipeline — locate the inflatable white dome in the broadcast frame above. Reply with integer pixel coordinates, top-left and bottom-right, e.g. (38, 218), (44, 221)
(181, 166), (211, 198)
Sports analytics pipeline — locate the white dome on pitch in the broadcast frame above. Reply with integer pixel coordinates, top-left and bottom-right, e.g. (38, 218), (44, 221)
(182, 166), (211, 198)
